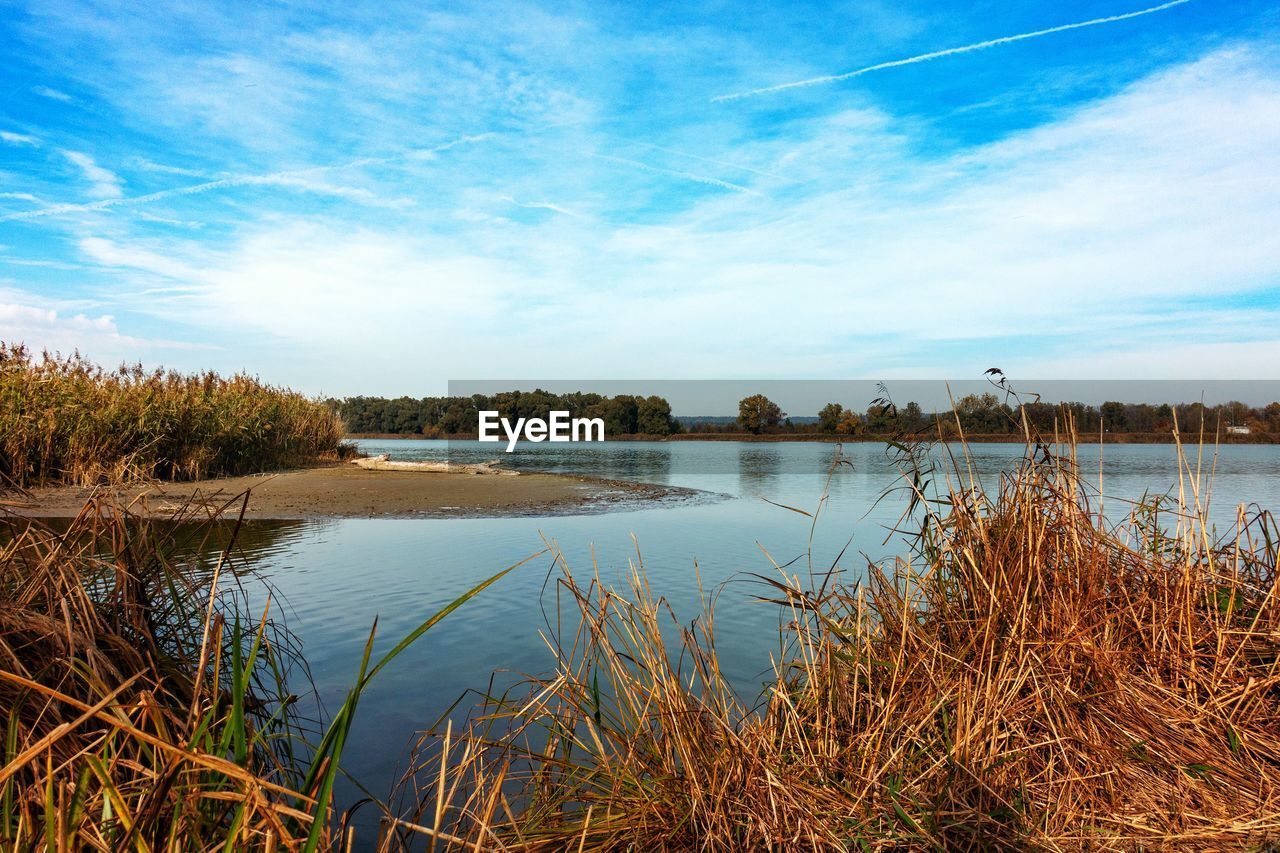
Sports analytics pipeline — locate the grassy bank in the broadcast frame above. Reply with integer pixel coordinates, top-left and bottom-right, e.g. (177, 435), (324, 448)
(3, 433), (1279, 849)
(0, 344), (349, 488)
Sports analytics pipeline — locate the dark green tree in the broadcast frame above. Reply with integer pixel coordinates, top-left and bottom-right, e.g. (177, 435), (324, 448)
(637, 395), (677, 435)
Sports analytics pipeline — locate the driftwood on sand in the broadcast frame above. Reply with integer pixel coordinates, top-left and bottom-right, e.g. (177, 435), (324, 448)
(351, 454), (518, 475)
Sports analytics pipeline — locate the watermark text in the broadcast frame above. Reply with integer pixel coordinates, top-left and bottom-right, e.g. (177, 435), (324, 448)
(478, 410), (605, 452)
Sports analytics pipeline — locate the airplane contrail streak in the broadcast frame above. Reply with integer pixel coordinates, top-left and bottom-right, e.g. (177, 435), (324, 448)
(712, 0), (1193, 103)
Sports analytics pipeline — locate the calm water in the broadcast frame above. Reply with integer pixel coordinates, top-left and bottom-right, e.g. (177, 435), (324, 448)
(224, 439), (1280, 828)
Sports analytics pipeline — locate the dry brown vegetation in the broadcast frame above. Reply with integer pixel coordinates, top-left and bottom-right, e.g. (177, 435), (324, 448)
(0, 493), (335, 849)
(393, 438), (1280, 850)
(4, 426), (1280, 850)
(0, 344), (349, 488)
(0, 492), (517, 851)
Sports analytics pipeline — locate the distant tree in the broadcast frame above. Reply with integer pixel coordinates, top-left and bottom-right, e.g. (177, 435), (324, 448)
(438, 398), (478, 434)
(1100, 401), (1127, 432)
(902, 401), (924, 431)
(818, 402), (843, 433)
(836, 408), (862, 435)
(954, 393), (1012, 434)
(863, 402), (895, 433)
(637, 395), (677, 435)
(589, 395), (639, 435)
(738, 394), (783, 434)
(1224, 400), (1250, 429)
(1264, 402), (1280, 432)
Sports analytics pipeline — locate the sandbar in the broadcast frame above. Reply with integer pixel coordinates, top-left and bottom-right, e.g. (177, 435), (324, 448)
(8, 465), (696, 520)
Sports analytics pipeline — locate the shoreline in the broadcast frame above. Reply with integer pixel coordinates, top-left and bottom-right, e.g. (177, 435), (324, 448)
(7, 465), (703, 521)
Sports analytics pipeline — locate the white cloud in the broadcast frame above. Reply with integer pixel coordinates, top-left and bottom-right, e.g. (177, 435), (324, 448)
(0, 294), (135, 359)
(80, 223), (509, 346)
(0, 258), (85, 270)
(133, 210), (206, 228)
(79, 236), (206, 281)
(549, 45), (1280, 377)
(0, 131), (39, 146)
(61, 150), (125, 199)
(32, 85), (72, 102)
(254, 173), (415, 208)
(26, 44), (1280, 389)
(132, 158), (207, 177)
(0, 288), (211, 365)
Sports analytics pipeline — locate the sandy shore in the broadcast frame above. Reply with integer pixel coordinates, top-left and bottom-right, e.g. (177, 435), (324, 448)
(9, 465), (697, 520)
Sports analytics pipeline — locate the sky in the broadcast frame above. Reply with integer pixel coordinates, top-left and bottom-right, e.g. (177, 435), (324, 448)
(0, 0), (1278, 397)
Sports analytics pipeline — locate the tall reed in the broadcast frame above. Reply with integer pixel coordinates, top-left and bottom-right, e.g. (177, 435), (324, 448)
(0, 493), (521, 850)
(394, 436), (1280, 849)
(0, 343), (350, 488)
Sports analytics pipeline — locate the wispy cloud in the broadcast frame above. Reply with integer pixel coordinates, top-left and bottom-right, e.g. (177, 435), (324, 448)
(32, 85), (73, 103)
(61, 150), (124, 199)
(0, 131), (39, 146)
(2, 134), (496, 222)
(500, 195), (581, 217)
(133, 158), (207, 178)
(0, 257), (86, 270)
(611, 137), (784, 180)
(79, 236), (205, 281)
(591, 154), (762, 195)
(712, 0), (1194, 102)
(134, 210), (206, 228)
(3, 158), (374, 221)
(256, 173), (414, 208)
(408, 133), (500, 160)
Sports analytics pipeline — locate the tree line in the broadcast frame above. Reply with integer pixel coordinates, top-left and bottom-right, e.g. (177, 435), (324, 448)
(334, 390), (1280, 438)
(333, 390), (681, 437)
(707, 393), (1279, 436)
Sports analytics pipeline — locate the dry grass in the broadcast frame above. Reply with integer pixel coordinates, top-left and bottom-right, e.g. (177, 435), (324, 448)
(0, 343), (350, 488)
(0, 493), (334, 849)
(392, 434), (1280, 850)
(0, 491), (521, 851)
(5, 400), (1279, 849)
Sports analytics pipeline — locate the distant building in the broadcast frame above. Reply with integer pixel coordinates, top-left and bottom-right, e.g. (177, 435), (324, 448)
(1227, 425), (1251, 435)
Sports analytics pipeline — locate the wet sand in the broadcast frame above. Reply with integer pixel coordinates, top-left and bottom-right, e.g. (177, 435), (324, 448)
(10, 465), (696, 520)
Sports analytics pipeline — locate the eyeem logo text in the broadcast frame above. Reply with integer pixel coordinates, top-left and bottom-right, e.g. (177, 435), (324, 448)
(478, 410), (605, 452)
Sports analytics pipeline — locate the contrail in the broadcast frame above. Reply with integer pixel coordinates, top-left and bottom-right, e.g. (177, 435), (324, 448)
(0, 158), (379, 222)
(712, 0), (1193, 102)
(0, 131), (501, 223)
(592, 154), (762, 195)
(410, 132), (499, 159)
(499, 195), (582, 217)
(608, 135), (784, 180)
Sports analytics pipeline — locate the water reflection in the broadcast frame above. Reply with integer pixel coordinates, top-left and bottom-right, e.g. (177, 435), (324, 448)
(736, 445), (782, 495)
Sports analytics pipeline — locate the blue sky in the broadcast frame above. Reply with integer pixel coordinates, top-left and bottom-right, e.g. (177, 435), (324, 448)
(1, 0), (1277, 396)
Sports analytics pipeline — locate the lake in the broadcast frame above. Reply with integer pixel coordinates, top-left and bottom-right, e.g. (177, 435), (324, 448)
(223, 439), (1280, 831)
